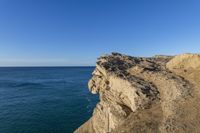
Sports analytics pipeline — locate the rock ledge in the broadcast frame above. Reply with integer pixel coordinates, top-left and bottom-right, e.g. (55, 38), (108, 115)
(75, 53), (200, 133)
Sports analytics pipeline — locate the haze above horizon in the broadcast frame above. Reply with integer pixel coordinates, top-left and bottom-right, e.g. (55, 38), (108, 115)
(0, 0), (200, 66)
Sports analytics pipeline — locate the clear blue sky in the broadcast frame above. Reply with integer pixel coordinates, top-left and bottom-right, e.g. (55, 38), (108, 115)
(0, 0), (200, 66)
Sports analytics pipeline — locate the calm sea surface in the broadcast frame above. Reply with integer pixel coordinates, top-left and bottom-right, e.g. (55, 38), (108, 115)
(0, 67), (98, 133)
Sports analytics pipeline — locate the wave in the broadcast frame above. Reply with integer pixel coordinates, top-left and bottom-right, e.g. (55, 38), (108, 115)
(13, 82), (44, 88)
(0, 79), (76, 88)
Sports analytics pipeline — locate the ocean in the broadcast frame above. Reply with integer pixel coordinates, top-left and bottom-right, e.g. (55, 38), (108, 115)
(0, 67), (98, 133)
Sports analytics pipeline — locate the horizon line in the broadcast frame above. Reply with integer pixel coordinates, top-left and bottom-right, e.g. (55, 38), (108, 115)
(0, 66), (95, 67)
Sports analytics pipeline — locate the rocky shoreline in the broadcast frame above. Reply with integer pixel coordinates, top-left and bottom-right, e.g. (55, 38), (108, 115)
(75, 53), (200, 133)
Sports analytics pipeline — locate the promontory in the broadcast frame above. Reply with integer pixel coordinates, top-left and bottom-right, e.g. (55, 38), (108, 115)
(75, 53), (200, 133)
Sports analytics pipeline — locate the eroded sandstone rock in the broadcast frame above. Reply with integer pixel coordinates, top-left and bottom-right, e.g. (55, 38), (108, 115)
(75, 53), (200, 133)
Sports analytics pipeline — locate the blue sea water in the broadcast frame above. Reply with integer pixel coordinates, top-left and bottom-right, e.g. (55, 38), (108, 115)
(0, 67), (98, 133)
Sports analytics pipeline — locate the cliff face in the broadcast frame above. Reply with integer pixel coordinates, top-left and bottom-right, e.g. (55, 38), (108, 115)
(75, 53), (200, 133)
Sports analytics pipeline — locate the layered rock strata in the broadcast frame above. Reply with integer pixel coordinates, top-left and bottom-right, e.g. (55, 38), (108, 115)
(75, 53), (200, 133)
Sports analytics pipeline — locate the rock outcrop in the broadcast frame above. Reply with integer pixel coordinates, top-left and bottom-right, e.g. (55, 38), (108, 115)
(75, 53), (200, 133)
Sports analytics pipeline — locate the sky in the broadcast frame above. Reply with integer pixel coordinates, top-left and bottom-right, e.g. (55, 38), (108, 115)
(0, 0), (200, 66)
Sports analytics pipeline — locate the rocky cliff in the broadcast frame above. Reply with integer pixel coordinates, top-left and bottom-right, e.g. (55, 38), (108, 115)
(75, 53), (200, 133)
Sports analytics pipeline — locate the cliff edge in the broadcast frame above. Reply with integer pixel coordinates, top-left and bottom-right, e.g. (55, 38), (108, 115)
(75, 53), (200, 133)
